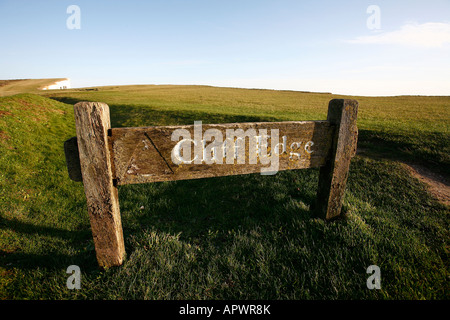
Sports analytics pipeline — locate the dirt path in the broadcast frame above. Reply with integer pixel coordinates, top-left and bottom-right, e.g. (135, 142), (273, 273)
(402, 163), (450, 207)
(357, 148), (449, 207)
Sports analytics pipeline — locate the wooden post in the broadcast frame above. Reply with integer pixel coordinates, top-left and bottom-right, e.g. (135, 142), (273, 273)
(315, 99), (358, 220)
(74, 102), (125, 267)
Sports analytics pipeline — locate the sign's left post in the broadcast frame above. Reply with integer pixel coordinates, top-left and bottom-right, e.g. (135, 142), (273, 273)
(74, 102), (125, 268)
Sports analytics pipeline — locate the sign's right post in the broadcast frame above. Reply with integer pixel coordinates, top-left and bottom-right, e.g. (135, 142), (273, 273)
(314, 99), (358, 220)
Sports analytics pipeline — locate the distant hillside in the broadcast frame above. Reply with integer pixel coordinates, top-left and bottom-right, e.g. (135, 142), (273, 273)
(0, 78), (69, 96)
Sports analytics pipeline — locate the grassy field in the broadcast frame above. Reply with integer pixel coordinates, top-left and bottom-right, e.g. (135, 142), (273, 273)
(0, 83), (448, 300)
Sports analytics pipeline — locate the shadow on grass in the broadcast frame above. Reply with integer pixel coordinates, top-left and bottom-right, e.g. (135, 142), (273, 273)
(358, 129), (450, 178)
(49, 96), (279, 127)
(0, 216), (99, 270)
(0, 169), (320, 272)
(118, 169), (320, 239)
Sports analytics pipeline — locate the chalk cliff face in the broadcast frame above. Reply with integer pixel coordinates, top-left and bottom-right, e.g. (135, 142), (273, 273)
(41, 79), (71, 90)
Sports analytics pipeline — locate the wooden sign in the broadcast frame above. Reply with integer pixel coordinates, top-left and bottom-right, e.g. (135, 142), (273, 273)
(65, 99), (358, 267)
(110, 121), (335, 185)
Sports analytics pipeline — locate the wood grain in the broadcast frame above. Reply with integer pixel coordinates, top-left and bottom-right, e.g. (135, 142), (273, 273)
(110, 121), (335, 185)
(74, 101), (125, 267)
(315, 99), (359, 220)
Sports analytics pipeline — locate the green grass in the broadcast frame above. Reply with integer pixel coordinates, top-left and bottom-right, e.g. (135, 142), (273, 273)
(0, 86), (448, 300)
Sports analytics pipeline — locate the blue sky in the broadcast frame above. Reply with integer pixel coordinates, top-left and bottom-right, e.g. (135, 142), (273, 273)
(1, 0), (449, 96)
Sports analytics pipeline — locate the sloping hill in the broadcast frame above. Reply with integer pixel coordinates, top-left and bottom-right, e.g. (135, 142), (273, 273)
(0, 94), (90, 298)
(0, 78), (68, 96)
(0, 94), (79, 221)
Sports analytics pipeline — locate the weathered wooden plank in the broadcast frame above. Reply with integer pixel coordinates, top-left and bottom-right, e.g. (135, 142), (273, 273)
(110, 121), (335, 185)
(74, 102), (125, 268)
(315, 99), (358, 220)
